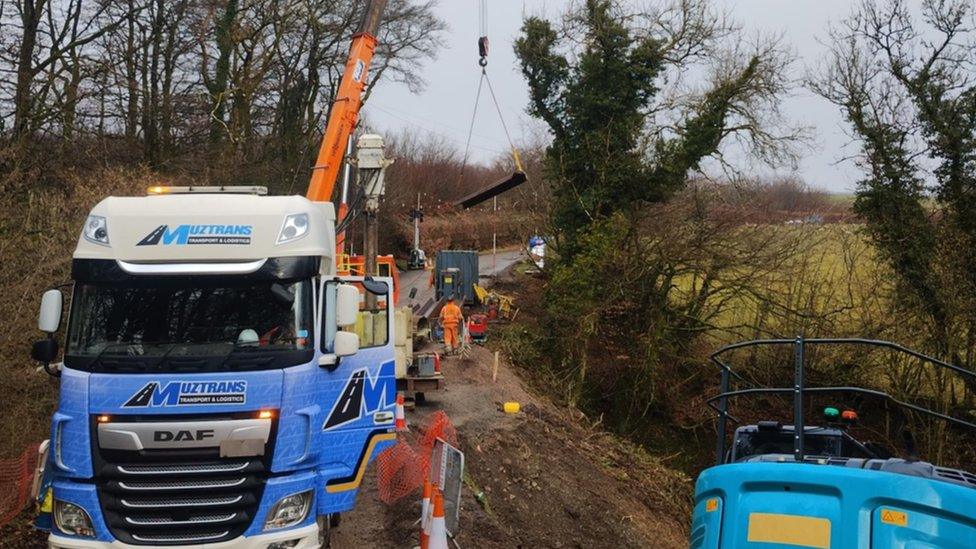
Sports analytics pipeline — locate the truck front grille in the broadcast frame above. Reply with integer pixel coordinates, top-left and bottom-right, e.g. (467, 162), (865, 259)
(116, 476), (250, 490)
(131, 530), (232, 543)
(92, 416), (274, 546)
(118, 461), (252, 475)
(125, 512), (238, 525)
(95, 458), (264, 545)
(120, 494), (245, 509)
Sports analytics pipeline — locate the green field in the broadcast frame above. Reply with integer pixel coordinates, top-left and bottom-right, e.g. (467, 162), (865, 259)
(672, 223), (888, 345)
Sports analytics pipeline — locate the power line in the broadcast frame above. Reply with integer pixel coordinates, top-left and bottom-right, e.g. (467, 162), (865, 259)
(370, 100), (511, 147)
(368, 102), (510, 156)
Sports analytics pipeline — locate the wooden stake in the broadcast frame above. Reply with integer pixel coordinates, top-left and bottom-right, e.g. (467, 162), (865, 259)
(492, 351), (499, 382)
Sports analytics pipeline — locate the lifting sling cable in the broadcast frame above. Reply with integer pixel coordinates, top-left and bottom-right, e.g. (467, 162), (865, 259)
(457, 73), (486, 187)
(484, 70), (524, 172)
(457, 0), (525, 189)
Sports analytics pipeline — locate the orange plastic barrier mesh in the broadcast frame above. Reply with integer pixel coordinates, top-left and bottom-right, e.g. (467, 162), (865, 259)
(375, 411), (458, 504)
(375, 439), (424, 504)
(417, 411), (458, 472)
(0, 443), (41, 527)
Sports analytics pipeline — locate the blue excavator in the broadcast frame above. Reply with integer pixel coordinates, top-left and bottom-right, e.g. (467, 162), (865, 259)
(691, 338), (976, 548)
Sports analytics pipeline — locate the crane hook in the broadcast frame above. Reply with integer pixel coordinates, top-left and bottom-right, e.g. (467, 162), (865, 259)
(478, 36), (489, 67)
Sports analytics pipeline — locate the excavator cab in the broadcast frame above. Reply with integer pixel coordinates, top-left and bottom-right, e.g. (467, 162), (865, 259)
(728, 421), (883, 463)
(691, 338), (976, 549)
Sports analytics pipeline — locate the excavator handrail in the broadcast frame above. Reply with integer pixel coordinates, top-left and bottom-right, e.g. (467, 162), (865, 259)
(705, 386), (976, 432)
(708, 337), (976, 464)
(710, 337), (976, 381)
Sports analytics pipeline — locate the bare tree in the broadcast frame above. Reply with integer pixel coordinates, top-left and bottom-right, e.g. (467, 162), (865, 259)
(812, 0), (976, 460)
(0, 0), (446, 175)
(5, 0), (137, 144)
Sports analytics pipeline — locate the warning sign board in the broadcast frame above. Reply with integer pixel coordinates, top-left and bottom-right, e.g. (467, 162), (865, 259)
(430, 438), (464, 537)
(880, 508), (908, 527)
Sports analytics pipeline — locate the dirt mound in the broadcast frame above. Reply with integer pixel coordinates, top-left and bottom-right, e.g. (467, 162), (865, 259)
(461, 405), (690, 547)
(333, 343), (691, 548)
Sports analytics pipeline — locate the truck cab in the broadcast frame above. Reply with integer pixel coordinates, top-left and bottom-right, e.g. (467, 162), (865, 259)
(691, 338), (976, 549)
(32, 186), (397, 548)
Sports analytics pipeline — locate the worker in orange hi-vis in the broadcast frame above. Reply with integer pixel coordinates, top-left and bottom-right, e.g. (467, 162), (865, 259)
(439, 297), (464, 355)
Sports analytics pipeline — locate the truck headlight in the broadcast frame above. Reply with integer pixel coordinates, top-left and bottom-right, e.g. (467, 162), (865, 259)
(264, 490), (312, 531)
(277, 213), (309, 244)
(54, 499), (95, 537)
(82, 215), (109, 246)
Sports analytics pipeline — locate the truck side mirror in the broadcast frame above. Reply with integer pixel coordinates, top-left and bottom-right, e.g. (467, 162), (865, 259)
(38, 289), (63, 334)
(336, 285), (359, 327)
(31, 339), (59, 364)
(334, 331), (360, 358)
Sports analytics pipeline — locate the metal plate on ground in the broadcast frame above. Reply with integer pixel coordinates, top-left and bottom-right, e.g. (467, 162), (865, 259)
(430, 437), (464, 537)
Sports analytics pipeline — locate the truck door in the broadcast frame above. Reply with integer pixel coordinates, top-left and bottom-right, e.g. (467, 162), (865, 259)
(316, 276), (397, 513)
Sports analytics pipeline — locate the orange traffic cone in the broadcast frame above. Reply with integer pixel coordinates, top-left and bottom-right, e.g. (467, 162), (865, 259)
(420, 478), (432, 549)
(395, 392), (408, 432)
(428, 488), (449, 549)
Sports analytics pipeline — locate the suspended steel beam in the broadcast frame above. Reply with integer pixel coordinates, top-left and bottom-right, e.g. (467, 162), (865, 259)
(453, 171), (527, 209)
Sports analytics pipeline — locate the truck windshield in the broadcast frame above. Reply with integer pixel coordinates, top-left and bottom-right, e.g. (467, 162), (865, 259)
(65, 278), (313, 373)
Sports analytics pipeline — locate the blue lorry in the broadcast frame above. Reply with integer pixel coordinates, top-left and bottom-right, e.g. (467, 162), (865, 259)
(691, 338), (976, 548)
(29, 186), (398, 548)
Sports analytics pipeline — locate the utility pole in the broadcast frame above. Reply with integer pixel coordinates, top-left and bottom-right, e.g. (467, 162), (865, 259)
(363, 210), (379, 276)
(492, 196), (497, 274)
(336, 136), (354, 256)
(356, 134), (394, 307)
(408, 194), (426, 270)
(414, 193), (422, 251)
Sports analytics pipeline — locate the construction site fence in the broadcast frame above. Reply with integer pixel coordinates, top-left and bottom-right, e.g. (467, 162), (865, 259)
(0, 443), (41, 528)
(376, 411), (457, 504)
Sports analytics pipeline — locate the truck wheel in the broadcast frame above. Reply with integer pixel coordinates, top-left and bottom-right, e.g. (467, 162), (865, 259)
(415, 392), (426, 405)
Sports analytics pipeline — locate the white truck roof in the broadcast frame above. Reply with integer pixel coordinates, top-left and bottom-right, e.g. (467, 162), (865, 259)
(74, 193), (335, 271)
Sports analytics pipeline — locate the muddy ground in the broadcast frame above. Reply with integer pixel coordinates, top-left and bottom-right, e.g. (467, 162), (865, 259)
(331, 339), (691, 549)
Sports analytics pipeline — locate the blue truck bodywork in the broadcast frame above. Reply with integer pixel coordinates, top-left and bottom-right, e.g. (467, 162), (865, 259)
(44, 278), (398, 545)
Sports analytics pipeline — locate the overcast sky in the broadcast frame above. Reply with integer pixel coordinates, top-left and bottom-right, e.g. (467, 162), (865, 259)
(366, 0), (864, 193)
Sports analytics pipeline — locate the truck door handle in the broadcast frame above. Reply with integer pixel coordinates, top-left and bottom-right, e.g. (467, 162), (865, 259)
(288, 405), (320, 467)
(52, 413), (78, 475)
(373, 411), (394, 424)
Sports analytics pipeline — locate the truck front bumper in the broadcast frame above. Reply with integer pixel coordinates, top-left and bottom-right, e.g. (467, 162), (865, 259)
(48, 523), (319, 549)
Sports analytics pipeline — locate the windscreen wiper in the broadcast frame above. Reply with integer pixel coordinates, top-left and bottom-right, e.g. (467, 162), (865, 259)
(90, 342), (140, 371)
(149, 341), (184, 372)
(219, 341), (288, 370)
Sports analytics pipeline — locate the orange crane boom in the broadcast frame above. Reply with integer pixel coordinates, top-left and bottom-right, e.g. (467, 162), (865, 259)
(306, 1), (402, 305)
(306, 0), (387, 206)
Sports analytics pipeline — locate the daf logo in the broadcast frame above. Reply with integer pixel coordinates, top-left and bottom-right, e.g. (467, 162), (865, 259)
(153, 429), (215, 442)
